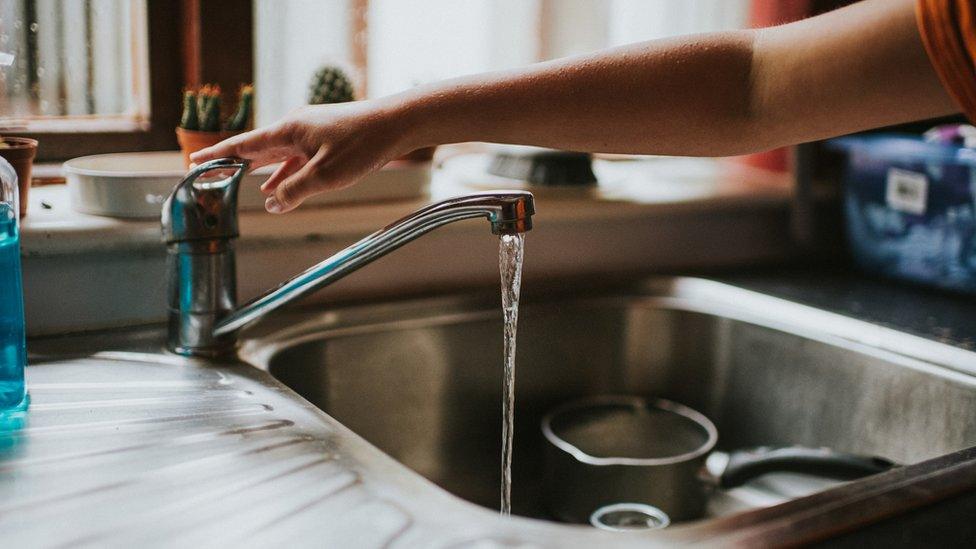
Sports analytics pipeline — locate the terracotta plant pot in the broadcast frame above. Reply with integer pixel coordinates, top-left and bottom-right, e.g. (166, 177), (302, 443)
(0, 137), (38, 218)
(175, 128), (243, 168)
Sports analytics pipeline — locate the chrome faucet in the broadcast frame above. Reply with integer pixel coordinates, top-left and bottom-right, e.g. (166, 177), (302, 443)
(162, 157), (535, 357)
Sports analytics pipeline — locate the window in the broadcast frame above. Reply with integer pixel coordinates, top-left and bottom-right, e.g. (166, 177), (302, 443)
(366, 0), (539, 99)
(0, 0), (149, 129)
(0, 0), (183, 161)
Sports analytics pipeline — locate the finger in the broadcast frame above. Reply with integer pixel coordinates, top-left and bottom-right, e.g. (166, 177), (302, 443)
(265, 150), (330, 214)
(190, 154), (287, 173)
(189, 125), (293, 165)
(260, 156), (304, 195)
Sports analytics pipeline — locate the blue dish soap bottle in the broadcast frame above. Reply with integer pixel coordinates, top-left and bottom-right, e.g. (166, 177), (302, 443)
(0, 157), (26, 410)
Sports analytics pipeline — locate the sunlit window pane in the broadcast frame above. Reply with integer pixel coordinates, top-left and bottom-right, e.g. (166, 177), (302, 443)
(253, 0), (353, 126)
(367, 0), (538, 98)
(0, 0), (149, 127)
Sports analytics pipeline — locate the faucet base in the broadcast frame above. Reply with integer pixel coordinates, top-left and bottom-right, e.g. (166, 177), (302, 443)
(167, 311), (238, 358)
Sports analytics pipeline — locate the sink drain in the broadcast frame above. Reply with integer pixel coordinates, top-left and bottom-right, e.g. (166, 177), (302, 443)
(590, 503), (671, 532)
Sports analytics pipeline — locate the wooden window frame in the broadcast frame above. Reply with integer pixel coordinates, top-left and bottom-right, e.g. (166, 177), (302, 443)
(5, 0), (253, 163)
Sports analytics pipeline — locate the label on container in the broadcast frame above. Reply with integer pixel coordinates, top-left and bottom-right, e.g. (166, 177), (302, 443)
(886, 168), (928, 215)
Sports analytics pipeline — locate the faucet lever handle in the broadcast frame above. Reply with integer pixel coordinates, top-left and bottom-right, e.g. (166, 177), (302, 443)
(162, 157), (250, 244)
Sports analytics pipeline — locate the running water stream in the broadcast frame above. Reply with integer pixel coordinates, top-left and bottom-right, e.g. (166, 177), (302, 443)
(498, 233), (525, 516)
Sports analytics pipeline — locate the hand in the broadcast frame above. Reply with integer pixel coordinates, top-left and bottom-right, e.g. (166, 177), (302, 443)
(190, 100), (411, 213)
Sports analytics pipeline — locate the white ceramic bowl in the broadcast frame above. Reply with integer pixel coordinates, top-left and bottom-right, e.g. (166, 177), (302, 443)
(64, 151), (431, 219)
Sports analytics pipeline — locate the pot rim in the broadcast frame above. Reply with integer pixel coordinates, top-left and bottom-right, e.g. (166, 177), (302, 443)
(175, 127), (244, 136)
(0, 136), (39, 149)
(541, 394), (719, 467)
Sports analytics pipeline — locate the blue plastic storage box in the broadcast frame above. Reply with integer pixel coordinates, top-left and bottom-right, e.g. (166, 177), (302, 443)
(830, 134), (976, 294)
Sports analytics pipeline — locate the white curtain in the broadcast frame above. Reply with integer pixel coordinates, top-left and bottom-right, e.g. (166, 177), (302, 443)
(606, 0), (750, 46)
(253, 0), (354, 126)
(367, 0), (539, 98)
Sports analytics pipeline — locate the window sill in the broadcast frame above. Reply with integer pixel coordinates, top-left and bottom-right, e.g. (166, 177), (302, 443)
(1, 115), (148, 134)
(22, 157), (791, 256)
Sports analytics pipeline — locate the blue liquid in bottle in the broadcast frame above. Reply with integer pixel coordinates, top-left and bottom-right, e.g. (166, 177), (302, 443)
(0, 202), (26, 410)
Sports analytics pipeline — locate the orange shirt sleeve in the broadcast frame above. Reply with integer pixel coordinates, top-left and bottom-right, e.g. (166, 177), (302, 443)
(917, 0), (976, 121)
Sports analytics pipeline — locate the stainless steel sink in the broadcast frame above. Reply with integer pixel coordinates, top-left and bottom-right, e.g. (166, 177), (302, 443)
(240, 277), (976, 529)
(10, 276), (974, 547)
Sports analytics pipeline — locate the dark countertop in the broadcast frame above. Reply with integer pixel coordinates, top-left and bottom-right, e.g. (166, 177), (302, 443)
(720, 268), (976, 353)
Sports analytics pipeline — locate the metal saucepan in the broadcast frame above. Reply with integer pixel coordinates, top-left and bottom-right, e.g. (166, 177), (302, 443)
(541, 395), (896, 525)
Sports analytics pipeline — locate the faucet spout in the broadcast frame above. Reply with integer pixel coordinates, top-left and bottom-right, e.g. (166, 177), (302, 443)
(163, 159), (535, 357)
(213, 190), (535, 338)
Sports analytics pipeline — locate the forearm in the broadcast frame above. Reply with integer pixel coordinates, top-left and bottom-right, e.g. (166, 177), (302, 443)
(392, 0), (955, 158)
(394, 32), (760, 157)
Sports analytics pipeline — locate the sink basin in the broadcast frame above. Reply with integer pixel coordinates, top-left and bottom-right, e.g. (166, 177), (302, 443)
(242, 278), (976, 527)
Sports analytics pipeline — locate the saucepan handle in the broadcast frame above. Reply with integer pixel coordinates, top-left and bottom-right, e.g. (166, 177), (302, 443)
(712, 446), (897, 489)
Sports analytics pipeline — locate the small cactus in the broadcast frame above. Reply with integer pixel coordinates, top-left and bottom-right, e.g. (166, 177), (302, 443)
(308, 66), (355, 105)
(224, 85), (254, 131)
(194, 85), (210, 129)
(179, 89), (199, 130)
(179, 83), (253, 132)
(198, 85), (223, 132)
